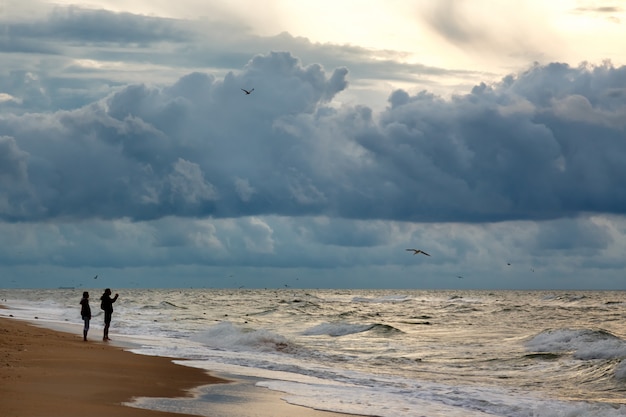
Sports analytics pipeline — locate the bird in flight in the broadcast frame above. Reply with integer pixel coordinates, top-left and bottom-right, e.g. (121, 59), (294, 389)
(241, 88), (254, 95)
(406, 249), (431, 256)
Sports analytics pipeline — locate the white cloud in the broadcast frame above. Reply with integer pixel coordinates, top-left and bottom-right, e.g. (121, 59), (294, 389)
(242, 217), (274, 254)
(168, 158), (217, 204)
(552, 94), (626, 128)
(234, 177), (255, 202)
(0, 93), (21, 104)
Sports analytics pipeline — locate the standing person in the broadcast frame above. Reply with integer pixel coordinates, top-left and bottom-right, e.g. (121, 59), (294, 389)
(100, 288), (119, 341)
(79, 291), (91, 341)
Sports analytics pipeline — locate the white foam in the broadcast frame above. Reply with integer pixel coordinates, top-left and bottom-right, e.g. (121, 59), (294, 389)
(191, 321), (292, 353)
(302, 322), (374, 337)
(526, 328), (626, 359)
(184, 360), (626, 417)
(615, 360), (626, 381)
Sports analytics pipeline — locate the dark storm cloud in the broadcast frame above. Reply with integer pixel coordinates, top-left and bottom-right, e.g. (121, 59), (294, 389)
(298, 218), (393, 248)
(531, 218), (613, 253)
(0, 55), (624, 224)
(3, 6), (191, 46)
(350, 62), (626, 221)
(0, 6), (197, 112)
(0, 52), (350, 221)
(0, 5), (481, 120)
(0, 135), (29, 185)
(1, 5), (480, 87)
(0, 70), (110, 113)
(0, 37), (61, 55)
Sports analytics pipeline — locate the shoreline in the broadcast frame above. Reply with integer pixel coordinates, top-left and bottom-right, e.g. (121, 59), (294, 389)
(0, 314), (363, 417)
(0, 315), (225, 417)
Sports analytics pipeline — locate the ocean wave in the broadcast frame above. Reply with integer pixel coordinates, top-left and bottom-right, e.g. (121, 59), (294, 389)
(370, 323), (403, 335)
(542, 293), (589, 303)
(191, 321), (294, 353)
(140, 300), (187, 310)
(352, 295), (411, 303)
(523, 352), (563, 360)
(526, 328), (626, 360)
(278, 298), (321, 308)
(302, 322), (402, 337)
(302, 322), (375, 337)
(399, 320), (432, 325)
(615, 360), (626, 382)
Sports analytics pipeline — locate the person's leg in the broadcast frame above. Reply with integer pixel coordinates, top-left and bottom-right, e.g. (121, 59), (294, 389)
(83, 318), (89, 341)
(103, 312), (111, 340)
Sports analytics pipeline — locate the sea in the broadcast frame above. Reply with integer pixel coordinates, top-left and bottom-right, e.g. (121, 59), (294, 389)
(1, 288), (625, 417)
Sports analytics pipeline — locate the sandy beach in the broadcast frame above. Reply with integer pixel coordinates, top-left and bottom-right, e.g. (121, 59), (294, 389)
(0, 316), (360, 417)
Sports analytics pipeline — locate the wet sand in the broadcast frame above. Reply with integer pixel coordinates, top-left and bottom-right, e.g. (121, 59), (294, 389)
(0, 316), (361, 417)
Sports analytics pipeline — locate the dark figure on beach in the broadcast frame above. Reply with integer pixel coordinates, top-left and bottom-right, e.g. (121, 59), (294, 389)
(100, 288), (118, 341)
(79, 291), (91, 341)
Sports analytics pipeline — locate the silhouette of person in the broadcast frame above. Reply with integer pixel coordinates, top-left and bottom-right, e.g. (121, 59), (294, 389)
(100, 288), (119, 341)
(79, 291), (91, 341)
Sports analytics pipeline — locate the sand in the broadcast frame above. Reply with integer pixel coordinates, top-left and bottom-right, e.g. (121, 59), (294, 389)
(0, 316), (361, 417)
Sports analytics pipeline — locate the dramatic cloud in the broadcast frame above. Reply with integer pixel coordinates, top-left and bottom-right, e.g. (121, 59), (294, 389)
(5, 6), (192, 45)
(0, 5), (485, 113)
(0, 2), (624, 289)
(2, 57), (624, 225)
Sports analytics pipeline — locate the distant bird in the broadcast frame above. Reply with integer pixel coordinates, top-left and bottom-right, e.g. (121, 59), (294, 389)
(241, 88), (254, 95)
(93, 275), (98, 279)
(406, 249), (431, 256)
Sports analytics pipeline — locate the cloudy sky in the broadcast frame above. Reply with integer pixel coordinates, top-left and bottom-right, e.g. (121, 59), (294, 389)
(1, 0), (625, 290)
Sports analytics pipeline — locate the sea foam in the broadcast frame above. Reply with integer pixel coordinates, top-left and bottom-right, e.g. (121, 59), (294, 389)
(526, 328), (626, 360)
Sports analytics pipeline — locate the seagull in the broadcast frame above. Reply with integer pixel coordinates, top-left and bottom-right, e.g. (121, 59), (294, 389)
(406, 249), (431, 256)
(241, 88), (254, 95)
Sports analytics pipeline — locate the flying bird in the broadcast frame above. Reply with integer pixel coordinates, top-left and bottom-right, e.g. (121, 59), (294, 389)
(406, 249), (431, 256)
(241, 88), (254, 95)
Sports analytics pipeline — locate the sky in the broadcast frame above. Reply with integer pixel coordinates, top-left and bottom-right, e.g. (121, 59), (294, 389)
(0, 0), (625, 290)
